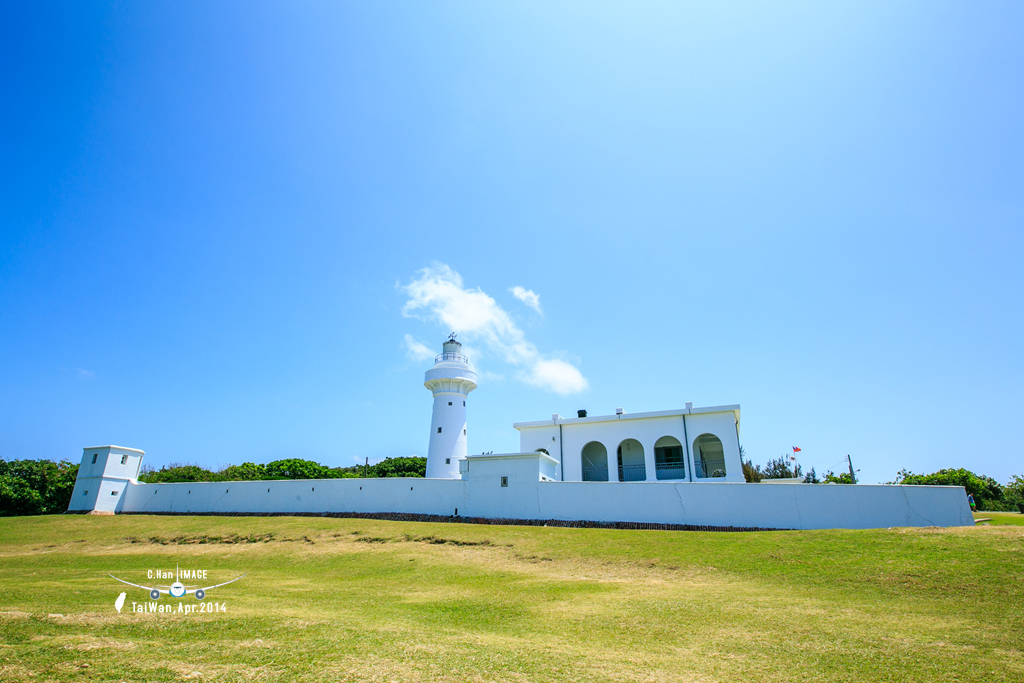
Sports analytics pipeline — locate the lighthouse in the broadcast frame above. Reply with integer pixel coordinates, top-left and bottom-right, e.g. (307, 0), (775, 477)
(423, 335), (477, 479)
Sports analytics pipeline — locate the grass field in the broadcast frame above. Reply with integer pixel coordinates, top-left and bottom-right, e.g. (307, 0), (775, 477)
(974, 511), (1024, 526)
(1, 515), (1022, 682)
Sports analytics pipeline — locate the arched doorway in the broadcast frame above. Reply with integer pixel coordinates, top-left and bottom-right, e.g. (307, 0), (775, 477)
(581, 442), (608, 481)
(693, 434), (726, 478)
(616, 439), (646, 481)
(654, 436), (685, 480)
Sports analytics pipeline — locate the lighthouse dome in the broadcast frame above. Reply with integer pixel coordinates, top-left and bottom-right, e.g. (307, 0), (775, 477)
(442, 337), (462, 355)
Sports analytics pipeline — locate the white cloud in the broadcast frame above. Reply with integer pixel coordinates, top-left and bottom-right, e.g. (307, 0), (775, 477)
(510, 286), (542, 314)
(77, 368), (95, 380)
(401, 263), (588, 395)
(523, 359), (589, 396)
(403, 334), (435, 362)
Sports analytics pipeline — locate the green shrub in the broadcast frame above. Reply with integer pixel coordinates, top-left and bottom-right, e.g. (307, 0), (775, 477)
(370, 456), (426, 478)
(822, 470), (854, 484)
(222, 462), (267, 480)
(0, 459), (79, 515)
(264, 459), (329, 480)
(889, 468), (1005, 510)
(139, 464), (224, 483)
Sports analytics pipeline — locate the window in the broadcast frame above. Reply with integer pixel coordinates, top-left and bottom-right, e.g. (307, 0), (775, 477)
(91, 454), (97, 464)
(83, 491), (88, 496)
(121, 455), (128, 465)
(437, 427), (442, 433)
(445, 458), (451, 465)
(500, 476), (508, 487)
(463, 401), (465, 406)
(111, 490), (119, 495)
(448, 401), (452, 406)
(463, 428), (466, 435)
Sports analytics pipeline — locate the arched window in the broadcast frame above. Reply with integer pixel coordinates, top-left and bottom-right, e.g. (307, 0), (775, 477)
(581, 442), (608, 481)
(693, 434), (726, 478)
(616, 439), (646, 481)
(654, 436), (685, 480)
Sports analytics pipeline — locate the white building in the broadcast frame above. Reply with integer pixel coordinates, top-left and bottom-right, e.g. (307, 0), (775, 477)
(65, 338), (975, 529)
(67, 445), (145, 514)
(515, 405), (744, 484)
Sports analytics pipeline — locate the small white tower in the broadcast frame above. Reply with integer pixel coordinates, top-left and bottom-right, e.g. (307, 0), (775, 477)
(424, 335), (477, 479)
(67, 446), (144, 514)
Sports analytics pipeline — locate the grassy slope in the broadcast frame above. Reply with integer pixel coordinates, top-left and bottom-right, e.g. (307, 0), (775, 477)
(0, 515), (1021, 682)
(974, 511), (1024, 526)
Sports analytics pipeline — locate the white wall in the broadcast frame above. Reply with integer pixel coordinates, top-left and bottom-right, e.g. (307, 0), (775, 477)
(122, 477), (467, 517)
(517, 422), (561, 478)
(108, 463), (973, 530)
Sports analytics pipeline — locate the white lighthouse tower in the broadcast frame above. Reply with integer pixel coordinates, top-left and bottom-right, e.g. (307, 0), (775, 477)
(424, 335), (477, 479)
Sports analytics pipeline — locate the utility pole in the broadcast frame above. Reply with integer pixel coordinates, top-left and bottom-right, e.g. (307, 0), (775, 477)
(364, 456), (368, 479)
(847, 454), (857, 484)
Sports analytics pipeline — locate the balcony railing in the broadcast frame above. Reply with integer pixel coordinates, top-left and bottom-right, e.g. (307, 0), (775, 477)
(617, 464), (647, 482)
(582, 466), (609, 482)
(435, 352), (468, 364)
(694, 459), (727, 479)
(655, 462), (687, 481)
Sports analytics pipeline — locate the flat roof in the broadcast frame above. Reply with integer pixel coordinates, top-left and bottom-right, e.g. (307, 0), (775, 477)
(513, 405), (741, 430)
(466, 451), (559, 465)
(83, 445), (146, 454)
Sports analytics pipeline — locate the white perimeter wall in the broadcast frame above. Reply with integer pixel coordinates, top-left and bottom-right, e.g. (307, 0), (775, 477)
(116, 470), (973, 530)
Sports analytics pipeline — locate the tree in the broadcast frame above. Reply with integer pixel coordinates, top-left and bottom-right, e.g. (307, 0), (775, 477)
(762, 456), (802, 480)
(264, 459), (329, 480)
(222, 462), (267, 481)
(370, 457), (426, 478)
(1004, 475), (1024, 506)
(140, 464), (222, 483)
(822, 470), (854, 484)
(889, 468), (1007, 510)
(0, 459), (79, 515)
(0, 475), (44, 516)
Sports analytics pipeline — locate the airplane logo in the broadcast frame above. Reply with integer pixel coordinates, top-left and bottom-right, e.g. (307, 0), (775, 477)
(110, 564), (245, 600)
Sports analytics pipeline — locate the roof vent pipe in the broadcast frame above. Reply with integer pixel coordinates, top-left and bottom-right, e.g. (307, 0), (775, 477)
(577, 410), (587, 418)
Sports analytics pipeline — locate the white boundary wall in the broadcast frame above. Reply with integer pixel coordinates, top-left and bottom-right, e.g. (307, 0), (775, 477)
(103, 452), (973, 530)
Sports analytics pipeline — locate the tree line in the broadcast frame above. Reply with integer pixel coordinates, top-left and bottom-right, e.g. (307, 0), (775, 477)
(137, 456), (426, 483)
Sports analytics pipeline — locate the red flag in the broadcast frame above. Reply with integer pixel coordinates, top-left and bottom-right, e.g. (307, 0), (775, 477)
(792, 446), (801, 453)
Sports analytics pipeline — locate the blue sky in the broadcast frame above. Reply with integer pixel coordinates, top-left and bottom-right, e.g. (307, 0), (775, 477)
(2, 2), (1021, 485)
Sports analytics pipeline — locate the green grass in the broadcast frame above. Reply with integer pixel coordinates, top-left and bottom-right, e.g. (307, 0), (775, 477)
(974, 511), (1024, 526)
(0, 515), (1022, 682)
